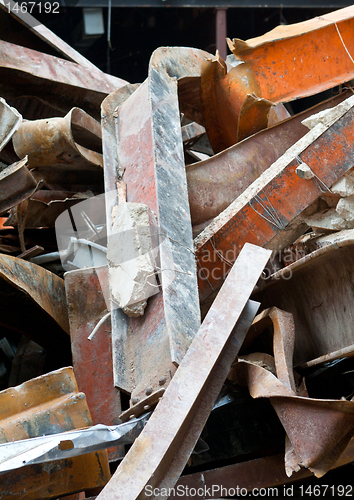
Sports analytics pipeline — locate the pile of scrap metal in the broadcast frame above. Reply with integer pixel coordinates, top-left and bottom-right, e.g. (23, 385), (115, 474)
(1, 3), (354, 499)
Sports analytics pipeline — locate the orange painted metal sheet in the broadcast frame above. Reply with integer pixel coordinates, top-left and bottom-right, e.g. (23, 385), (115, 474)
(201, 53), (272, 152)
(202, 5), (354, 152)
(0, 367), (110, 499)
(230, 5), (354, 103)
(195, 102), (354, 302)
(188, 90), (350, 226)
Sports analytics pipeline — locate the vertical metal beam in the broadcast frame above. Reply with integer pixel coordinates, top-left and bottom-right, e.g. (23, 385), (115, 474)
(216, 8), (227, 60)
(102, 48), (211, 403)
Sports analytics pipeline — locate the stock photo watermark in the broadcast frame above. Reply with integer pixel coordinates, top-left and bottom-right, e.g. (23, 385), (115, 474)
(145, 483), (354, 498)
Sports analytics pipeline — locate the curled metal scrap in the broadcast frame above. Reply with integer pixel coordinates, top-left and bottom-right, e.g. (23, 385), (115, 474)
(0, 157), (38, 214)
(0, 254), (69, 334)
(0, 412), (149, 472)
(12, 107), (103, 170)
(255, 236), (354, 366)
(200, 51), (273, 153)
(236, 307), (354, 478)
(228, 6), (354, 103)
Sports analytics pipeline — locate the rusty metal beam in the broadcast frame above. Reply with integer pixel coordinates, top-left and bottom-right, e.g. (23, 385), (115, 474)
(230, 6), (354, 103)
(102, 48), (211, 404)
(188, 90), (350, 226)
(0, 39), (126, 120)
(96, 243), (270, 500)
(195, 96), (354, 302)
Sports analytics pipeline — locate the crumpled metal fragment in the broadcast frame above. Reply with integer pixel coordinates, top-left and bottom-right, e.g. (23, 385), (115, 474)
(0, 412), (150, 473)
(236, 307), (354, 478)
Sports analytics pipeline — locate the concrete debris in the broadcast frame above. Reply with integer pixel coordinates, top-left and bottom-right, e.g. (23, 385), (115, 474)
(303, 207), (354, 232)
(107, 201), (157, 316)
(1, 4), (354, 500)
(336, 195), (354, 222)
(332, 171), (354, 197)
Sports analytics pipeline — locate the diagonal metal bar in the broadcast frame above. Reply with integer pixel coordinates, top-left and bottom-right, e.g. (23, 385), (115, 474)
(96, 243), (270, 500)
(188, 91), (350, 226)
(195, 96), (354, 302)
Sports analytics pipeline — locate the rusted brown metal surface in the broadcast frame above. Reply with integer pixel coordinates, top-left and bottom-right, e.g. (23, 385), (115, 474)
(173, 438), (354, 499)
(0, 39), (125, 120)
(5, 190), (91, 229)
(12, 107), (103, 189)
(173, 454), (310, 499)
(0, 367), (111, 499)
(201, 6), (354, 151)
(195, 97), (354, 302)
(65, 265), (123, 462)
(3, 4), (354, 495)
(255, 236), (354, 367)
(236, 307), (354, 478)
(96, 243), (270, 500)
(188, 91), (350, 226)
(103, 47), (209, 404)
